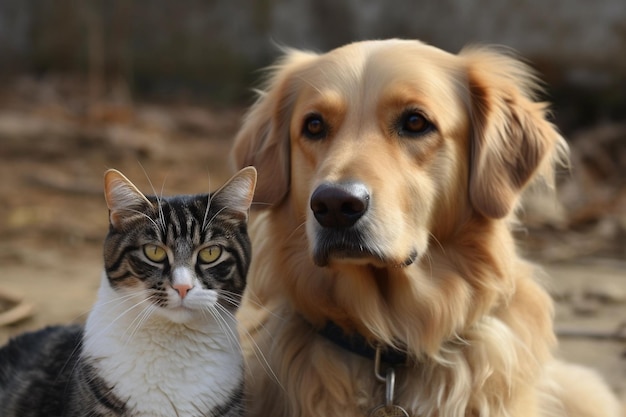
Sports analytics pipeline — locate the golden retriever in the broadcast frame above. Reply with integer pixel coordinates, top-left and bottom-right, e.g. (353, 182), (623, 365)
(231, 39), (621, 417)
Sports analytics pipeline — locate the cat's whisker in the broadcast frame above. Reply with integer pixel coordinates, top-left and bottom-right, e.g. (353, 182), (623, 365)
(210, 311), (239, 355)
(202, 194), (212, 232)
(138, 161), (157, 197)
(212, 303), (243, 354)
(203, 206), (229, 232)
(138, 162), (167, 236)
(201, 306), (228, 346)
(225, 291), (285, 322)
(217, 290), (243, 309)
(83, 295), (155, 352)
(115, 207), (161, 232)
(216, 291), (285, 388)
(156, 201), (167, 237)
(235, 317), (285, 391)
(123, 299), (158, 345)
(201, 170), (213, 232)
(96, 291), (154, 320)
(203, 302), (238, 350)
(96, 290), (148, 308)
(58, 338), (86, 388)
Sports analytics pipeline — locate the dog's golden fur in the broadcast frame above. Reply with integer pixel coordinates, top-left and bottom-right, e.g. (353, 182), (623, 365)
(232, 39), (621, 417)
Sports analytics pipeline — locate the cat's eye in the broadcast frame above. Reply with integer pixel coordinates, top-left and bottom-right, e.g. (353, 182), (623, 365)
(143, 244), (167, 263)
(198, 245), (222, 264)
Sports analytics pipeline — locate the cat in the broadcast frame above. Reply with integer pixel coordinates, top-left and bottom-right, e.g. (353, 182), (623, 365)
(0, 166), (257, 417)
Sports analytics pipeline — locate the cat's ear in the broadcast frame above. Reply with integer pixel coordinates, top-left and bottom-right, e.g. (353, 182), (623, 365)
(214, 166), (257, 217)
(104, 169), (153, 228)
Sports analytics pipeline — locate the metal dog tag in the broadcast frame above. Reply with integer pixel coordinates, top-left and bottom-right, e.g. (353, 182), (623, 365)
(369, 404), (410, 417)
(370, 359), (411, 417)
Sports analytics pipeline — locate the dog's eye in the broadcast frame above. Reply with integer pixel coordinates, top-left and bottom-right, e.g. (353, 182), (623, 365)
(398, 111), (434, 137)
(302, 114), (327, 139)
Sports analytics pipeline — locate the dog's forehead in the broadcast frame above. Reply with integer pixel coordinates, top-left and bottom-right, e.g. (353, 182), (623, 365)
(296, 41), (463, 105)
(291, 41), (465, 124)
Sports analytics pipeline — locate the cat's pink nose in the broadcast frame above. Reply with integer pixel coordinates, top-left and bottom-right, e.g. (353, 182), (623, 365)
(173, 284), (192, 299)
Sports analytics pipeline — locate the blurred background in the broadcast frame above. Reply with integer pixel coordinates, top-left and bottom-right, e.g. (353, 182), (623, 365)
(0, 0), (624, 400)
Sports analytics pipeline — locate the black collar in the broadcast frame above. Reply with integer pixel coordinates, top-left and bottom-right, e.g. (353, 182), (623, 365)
(317, 320), (409, 366)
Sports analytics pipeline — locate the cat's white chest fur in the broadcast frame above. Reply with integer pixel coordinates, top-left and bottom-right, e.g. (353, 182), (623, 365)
(83, 274), (242, 416)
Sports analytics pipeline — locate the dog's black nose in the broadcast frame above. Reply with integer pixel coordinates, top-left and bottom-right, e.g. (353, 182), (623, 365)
(310, 182), (370, 228)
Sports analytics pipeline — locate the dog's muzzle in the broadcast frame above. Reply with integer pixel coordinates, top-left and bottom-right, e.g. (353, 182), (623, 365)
(309, 181), (376, 266)
(309, 181), (418, 268)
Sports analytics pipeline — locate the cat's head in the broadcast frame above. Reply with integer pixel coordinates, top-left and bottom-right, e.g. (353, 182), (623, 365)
(103, 167), (256, 324)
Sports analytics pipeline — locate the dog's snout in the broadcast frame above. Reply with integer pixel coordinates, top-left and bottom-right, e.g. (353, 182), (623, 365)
(310, 182), (370, 228)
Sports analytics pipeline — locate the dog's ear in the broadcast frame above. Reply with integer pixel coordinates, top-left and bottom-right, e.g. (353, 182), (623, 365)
(462, 47), (568, 219)
(231, 49), (318, 207)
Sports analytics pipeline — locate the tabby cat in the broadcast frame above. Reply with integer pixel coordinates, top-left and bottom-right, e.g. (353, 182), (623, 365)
(0, 166), (257, 417)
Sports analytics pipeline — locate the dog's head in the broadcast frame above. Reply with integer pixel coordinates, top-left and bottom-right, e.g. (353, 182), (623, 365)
(232, 39), (567, 270)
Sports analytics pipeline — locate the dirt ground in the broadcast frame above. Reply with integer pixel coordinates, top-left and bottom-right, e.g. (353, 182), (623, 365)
(0, 78), (624, 404)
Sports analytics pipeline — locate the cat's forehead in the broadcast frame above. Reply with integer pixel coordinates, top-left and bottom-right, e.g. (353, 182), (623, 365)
(146, 193), (212, 209)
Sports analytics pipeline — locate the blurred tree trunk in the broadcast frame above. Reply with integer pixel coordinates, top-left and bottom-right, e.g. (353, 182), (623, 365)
(109, 0), (133, 103)
(29, 0), (82, 73)
(84, 0), (105, 103)
(84, 0), (133, 104)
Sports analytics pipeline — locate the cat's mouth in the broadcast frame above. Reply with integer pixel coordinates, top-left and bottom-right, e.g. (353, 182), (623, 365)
(160, 305), (195, 324)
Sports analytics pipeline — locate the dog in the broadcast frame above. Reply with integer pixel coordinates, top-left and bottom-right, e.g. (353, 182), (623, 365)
(231, 39), (621, 417)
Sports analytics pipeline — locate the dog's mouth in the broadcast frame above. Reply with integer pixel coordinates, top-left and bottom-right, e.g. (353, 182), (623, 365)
(308, 181), (418, 269)
(312, 228), (417, 268)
